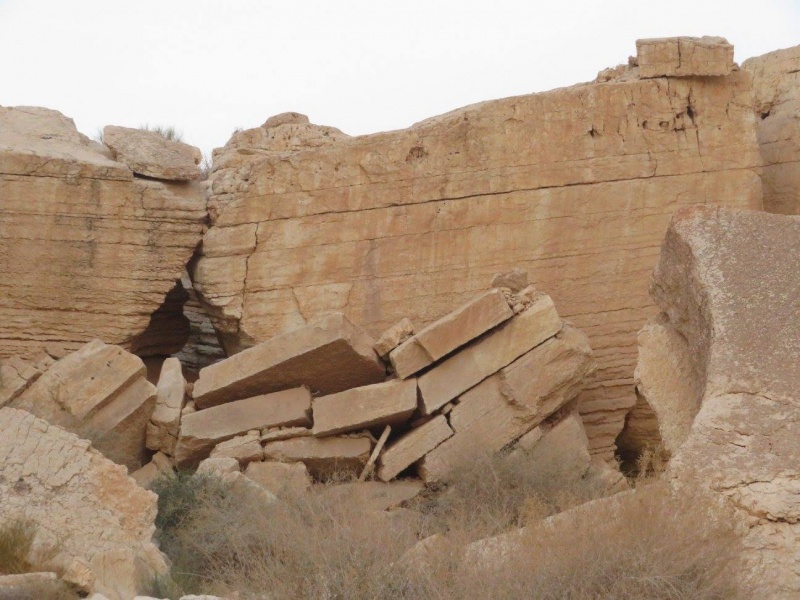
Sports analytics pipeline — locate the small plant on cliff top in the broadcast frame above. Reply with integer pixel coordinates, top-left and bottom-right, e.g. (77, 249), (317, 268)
(140, 123), (183, 142)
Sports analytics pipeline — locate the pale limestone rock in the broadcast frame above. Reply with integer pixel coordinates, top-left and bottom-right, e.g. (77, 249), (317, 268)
(196, 456), (240, 477)
(511, 409), (592, 480)
(390, 289), (514, 379)
(130, 451), (174, 488)
(11, 340), (157, 470)
(244, 461), (311, 497)
(312, 378), (417, 437)
(419, 326), (595, 483)
(374, 318), (415, 360)
(0, 408), (166, 600)
(377, 415), (453, 482)
(418, 294), (562, 415)
(221, 471), (278, 506)
(194, 64), (763, 462)
(743, 44), (800, 215)
(637, 37), (734, 78)
(174, 386), (312, 467)
(260, 426), (312, 442)
(146, 357), (186, 456)
(102, 125), (202, 181)
(192, 313), (385, 409)
(318, 480), (424, 511)
(262, 435), (373, 478)
(209, 432), (264, 464)
(617, 314), (702, 463)
(0, 107), (206, 360)
(0, 356), (47, 408)
(491, 268), (528, 293)
(644, 206), (800, 597)
(263, 112), (311, 128)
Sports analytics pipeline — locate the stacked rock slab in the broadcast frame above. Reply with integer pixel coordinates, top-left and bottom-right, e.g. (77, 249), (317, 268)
(632, 206), (800, 596)
(0, 408), (166, 600)
(0, 107), (207, 360)
(743, 44), (800, 215)
(193, 37), (763, 460)
(10, 340), (157, 470)
(146, 357), (187, 456)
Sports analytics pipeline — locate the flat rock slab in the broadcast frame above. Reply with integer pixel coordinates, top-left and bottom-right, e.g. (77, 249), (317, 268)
(192, 313), (385, 409)
(210, 432), (264, 464)
(374, 318), (414, 359)
(174, 386), (312, 467)
(103, 125), (202, 181)
(262, 435), (373, 478)
(419, 326), (595, 483)
(637, 36), (734, 78)
(318, 480), (424, 511)
(390, 289), (513, 379)
(312, 378), (418, 436)
(377, 415), (453, 482)
(417, 294), (562, 415)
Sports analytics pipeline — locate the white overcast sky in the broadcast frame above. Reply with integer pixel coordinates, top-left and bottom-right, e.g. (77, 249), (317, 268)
(1, 1), (798, 157)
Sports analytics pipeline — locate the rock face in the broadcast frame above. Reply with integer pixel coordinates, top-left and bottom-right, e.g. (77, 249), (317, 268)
(636, 37), (734, 78)
(634, 206), (800, 596)
(0, 106), (207, 360)
(10, 340), (157, 470)
(193, 40), (763, 460)
(743, 45), (800, 215)
(102, 125), (202, 181)
(192, 313), (385, 409)
(0, 407), (166, 600)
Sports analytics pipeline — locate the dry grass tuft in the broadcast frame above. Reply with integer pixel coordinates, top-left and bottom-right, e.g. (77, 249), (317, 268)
(151, 450), (746, 599)
(0, 519), (35, 575)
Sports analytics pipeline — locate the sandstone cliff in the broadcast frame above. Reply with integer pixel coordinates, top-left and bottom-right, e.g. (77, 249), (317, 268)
(193, 38), (763, 459)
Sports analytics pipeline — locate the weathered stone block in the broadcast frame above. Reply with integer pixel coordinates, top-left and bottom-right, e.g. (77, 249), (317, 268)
(262, 435), (372, 478)
(377, 415), (453, 482)
(637, 36), (734, 78)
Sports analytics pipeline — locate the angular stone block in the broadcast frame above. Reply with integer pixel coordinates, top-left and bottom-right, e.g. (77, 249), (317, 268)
(637, 36), (734, 78)
(374, 318), (415, 360)
(103, 125), (202, 181)
(146, 357), (186, 456)
(417, 294), (562, 414)
(174, 386), (312, 467)
(192, 313), (385, 409)
(244, 461), (311, 497)
(377, 415), (454, 482)
(312, 378), (418, 437)
(262, 435), (372, 478)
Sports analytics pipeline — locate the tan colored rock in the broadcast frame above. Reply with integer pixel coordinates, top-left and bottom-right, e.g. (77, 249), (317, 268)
(377, 415), (453, 482)
(102, 125), (202, 181)
(260, 426), (312, 442)
(312, 378), (417, 437)
(491, 268), (528, 293)
(743, 45), (800, 215)
(418, 294), (562, 415)
(209, 432), (264, 464)
(262, 435), (372, 478)
(318, 480), (424, 511)
(512, 409), (592, 480)
(616, 314), (702, 463)
(146, 357), (186, 456)
(196, 456), (240, 477)
(0, 408), (166, 600)
(643, 206), (800, 596)
(11, 340), (157, 470)
(244, 461), (311, 497)
(0, 107), (206, 360)
(419, 325), (595, 483)
(130, 451), (174, 488)
(0, 356), (47, 408)
(374, 317), (415, 360)
(390, 289), (514, 379)
(221, 471), (278, 506)
(263, 112), (311, 128)
(192, 313), (385, 409)
(637, 36), (734, 78)
(174, 386), (312, 467)
(175, 273), (227, 375)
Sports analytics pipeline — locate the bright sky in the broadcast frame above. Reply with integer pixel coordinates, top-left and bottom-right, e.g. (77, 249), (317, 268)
(1, 1), (798, 157)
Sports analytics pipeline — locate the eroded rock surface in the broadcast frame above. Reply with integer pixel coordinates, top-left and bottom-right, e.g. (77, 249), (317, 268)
(0, 407), (166, 600)
(743, 44), (800, 215)
(102, 125), (202, 181)
(193, 40), (762, 460)
(0, 106), (207, 360)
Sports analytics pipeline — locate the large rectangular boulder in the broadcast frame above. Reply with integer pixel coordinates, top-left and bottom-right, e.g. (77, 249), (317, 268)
(146, 356), (186, 456)
(417, 294), (562, 414)
(637, 36), (734, 78)
(192, 313), (385, 409)
(174, 386), (312, 467)
(389, 289), (513, 378)
(312, 378), (418, 436)
(377, 415), (454, 482)
(262, 435), (373, 478)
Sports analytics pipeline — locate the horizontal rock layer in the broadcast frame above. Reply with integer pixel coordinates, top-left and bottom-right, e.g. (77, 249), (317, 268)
(194, 61), (762, 460)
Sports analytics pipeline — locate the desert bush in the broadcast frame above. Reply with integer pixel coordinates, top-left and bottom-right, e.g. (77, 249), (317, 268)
(140, 124), (183, 142)
(0, 519), (35, 574)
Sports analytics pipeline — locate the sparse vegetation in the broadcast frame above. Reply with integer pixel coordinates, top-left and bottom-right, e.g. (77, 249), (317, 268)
(150, 449), (746, 599)
(140, 124), (183, 142)
(0, 519), (35, 574)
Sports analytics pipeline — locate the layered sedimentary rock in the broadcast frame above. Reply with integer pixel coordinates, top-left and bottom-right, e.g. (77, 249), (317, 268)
(743, 44), (800, 215)
(0, 106), (207, 359)
(194, 39), (762, 459)
(636, 37), (734, 78)
(635, 206), (800, 596)
(175, 273), (226, 376)
(0, 408), (166, 600)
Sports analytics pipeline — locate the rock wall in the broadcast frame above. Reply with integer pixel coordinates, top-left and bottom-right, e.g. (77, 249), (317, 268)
(743, 44), (800, 215)
(193, 39), (763, 459)
(0, 107), (207, 360)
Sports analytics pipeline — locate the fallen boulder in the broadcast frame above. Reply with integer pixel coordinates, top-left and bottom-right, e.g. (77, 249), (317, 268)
(146, 356), (186, 456)
(102, 125), (202, 181)
(262, 435), (373, 478)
